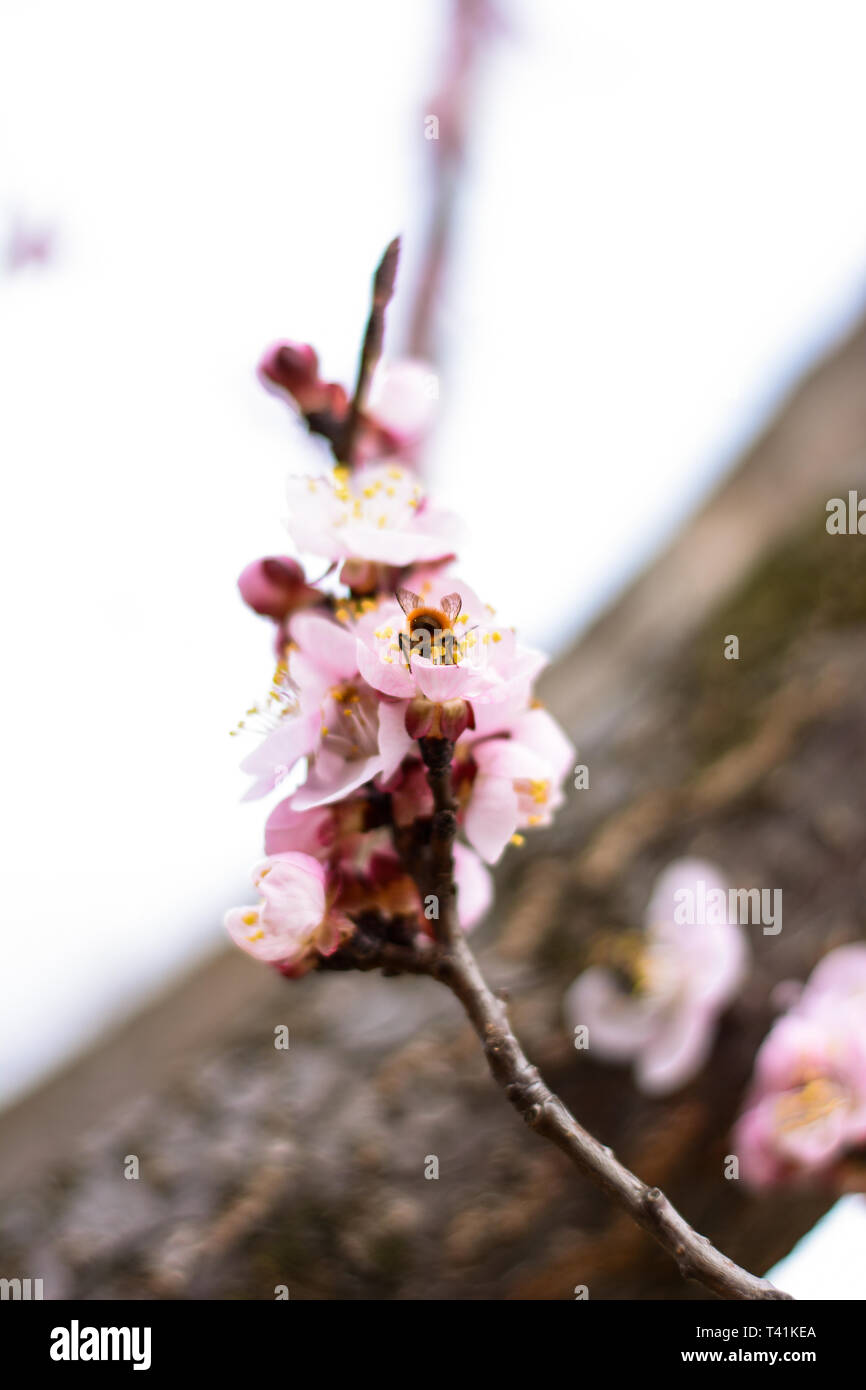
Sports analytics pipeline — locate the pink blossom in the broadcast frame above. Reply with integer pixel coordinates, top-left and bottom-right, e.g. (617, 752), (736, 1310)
(240, 609), (412, 804)
(285, 464), (460, 567)
(224, 852), (352, 976)
(461, 707), (575, 863)
(366, 360), (438, 455)
(355, 576), (545, 708)
(733, 945), (866, 1187)
(799, 943), (866, 1029)
(452, 840), (493, 930)
(564, 860), (749, 1095)
(264, 799), (364, 860)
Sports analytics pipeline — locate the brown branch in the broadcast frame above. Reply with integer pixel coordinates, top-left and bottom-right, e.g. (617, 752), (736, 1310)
(407, 0), (503, 362)
(412, 736), (792, 1302)
(418, 736), (460, 946)
(341, 237), (401, 467)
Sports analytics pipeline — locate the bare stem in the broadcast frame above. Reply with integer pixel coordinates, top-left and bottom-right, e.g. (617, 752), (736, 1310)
(341, 237), (401, 467)
(411, 737), (792, 1302)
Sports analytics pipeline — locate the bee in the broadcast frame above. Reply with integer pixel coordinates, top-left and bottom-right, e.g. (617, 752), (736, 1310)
(396, 588), (462, 667)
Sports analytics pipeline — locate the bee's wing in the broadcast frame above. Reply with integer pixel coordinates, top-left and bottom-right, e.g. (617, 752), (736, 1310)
(439, 592), (463, 624)
(396, 587), (422, 615)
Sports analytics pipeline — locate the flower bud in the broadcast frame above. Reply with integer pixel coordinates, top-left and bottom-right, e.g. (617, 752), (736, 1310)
(438, 698), (475, 741)
(339, 558), (382, 595)
(258, 341), (328, 414)
(261, 339), (322, 400)
(405, 694), (437, 739)
(237, 556), (307, 620)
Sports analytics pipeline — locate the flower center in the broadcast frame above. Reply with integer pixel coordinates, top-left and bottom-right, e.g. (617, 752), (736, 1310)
(775, 1077), (847, 1134)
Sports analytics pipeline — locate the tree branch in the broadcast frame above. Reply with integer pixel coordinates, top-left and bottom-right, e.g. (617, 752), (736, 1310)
(418, 735), (460, 946)
(407, 0), (503, 362)
(341, 237), (401, 467)
(413, 737), (792, 1302)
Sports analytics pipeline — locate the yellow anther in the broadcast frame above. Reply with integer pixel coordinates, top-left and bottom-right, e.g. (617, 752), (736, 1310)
(510, 834), (525, 846)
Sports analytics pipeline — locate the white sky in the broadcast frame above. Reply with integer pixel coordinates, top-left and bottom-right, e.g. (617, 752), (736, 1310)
(1, 0), (866, 1290)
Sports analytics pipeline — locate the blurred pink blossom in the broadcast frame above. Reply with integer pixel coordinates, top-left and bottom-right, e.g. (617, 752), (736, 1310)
(734, 944), (866, 1187)
(286, 463), (459, 568)
(564, 860), (749, 1095)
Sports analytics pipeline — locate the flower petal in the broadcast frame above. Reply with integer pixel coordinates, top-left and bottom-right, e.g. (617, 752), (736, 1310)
(463, 773), (520, 863)
(356, 637), (415, 697)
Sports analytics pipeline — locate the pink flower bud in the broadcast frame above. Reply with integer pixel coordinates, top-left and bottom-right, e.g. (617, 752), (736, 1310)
(405, 694), (437, 739)
(261, 339), (322, 400)
(237, 556), (307, 620)
(339, 558), (383, 595)
(439, 698), (475, 741)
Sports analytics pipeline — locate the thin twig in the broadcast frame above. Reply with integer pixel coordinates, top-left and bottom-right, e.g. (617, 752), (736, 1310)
(408, 737), (792, 1302)
(341, 237), (401, 467)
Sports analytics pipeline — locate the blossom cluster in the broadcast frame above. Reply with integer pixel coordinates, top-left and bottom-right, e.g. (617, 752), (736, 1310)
(733, 944), (866, 1187)
(226, 344), (573, 977)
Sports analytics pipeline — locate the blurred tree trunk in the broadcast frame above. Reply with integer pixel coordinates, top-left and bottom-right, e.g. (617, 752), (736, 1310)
(3, 313), (866, 1299)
